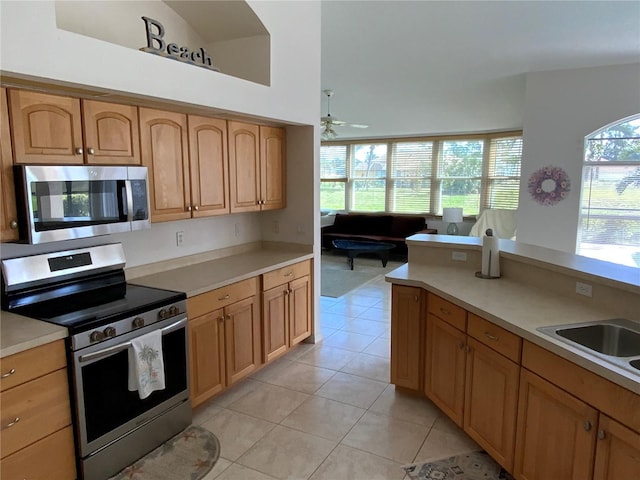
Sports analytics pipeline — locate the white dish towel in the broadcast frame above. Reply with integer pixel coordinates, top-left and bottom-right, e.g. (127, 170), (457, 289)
(128, 330), (166, 399)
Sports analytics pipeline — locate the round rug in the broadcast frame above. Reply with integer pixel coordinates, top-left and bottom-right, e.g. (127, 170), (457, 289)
(110, 425), (220, 480)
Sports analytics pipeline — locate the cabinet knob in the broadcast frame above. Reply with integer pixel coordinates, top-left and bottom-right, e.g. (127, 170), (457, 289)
(1, 368), (16, 378)
(458, 341), (465, 350)
(4, 417), (20, 429)
(194, 205), (199, 211)
(218, 294), (230, 301)
(414, 295), (419, 302)
(226, 314), (231, 320)
(583, 421), (592, 432)
(186, 205), (192, 212)
(87, 147), (95, 155)
(597, 429), (606, 440)
(75, 147), (83, 155)
(484, 332), (499, 341)
(9, 220), (17, 229)
(219, 316), (224, 323)
(440, 307), (451, 316)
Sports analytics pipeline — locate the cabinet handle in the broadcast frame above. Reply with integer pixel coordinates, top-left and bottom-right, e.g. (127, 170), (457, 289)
(597, 429), (606, 440)
(484, 332), (499, 341)
(414, 295), (419, 302)
(9, 220), (17, 229)
(584, 421), (592, 432)
(439, 307), (451, 316)
(1, 368), (16, 378)
(458, 341), (465, 350)
(284, 290), (289, 296)
(194, 205), (199, 211)
(186, 205), (192, 212)
(87, 147), (95, 155)
(284, 272), (293, 277)
(219, 316), (225, 323)
(289, 288), (293, 294)
(226, 314), (231, 320)
(218, 294), (230, 301)
(3, 417), (20, 429)
(465, 345), (472, 353)
(75, 147), (83, 155)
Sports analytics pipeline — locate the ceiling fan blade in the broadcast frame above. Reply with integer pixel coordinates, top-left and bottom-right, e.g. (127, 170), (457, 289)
(346, 123), (369, 128)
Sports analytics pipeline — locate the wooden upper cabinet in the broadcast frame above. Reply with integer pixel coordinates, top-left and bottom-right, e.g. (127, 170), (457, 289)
(188, 115), (229, 217)
(229, 121), (260, 213)
(9, 89), (84, 164)
(139, 107), (191, 223)
(260, 126), (285, 210)
(81, 99), (140, 165)
(1, 88), (19, 242)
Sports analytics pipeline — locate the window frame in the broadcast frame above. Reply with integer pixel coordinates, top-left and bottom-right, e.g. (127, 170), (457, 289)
(320, 130), (523, 216)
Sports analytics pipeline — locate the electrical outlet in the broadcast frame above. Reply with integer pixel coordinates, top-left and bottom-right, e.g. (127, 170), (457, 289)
(452, 251), (467, 261)
(176, 231), (184, 246)
(576, 281), (593, 297)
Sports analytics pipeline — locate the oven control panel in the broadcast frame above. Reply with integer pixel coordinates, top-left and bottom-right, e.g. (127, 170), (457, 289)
(73, 300), (187, 351)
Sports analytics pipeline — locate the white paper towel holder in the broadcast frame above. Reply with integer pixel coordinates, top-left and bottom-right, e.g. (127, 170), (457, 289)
(475, 228), (502, 279)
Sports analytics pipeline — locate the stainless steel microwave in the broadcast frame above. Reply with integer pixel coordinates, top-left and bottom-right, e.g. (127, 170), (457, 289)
(14, 165), (151, 244)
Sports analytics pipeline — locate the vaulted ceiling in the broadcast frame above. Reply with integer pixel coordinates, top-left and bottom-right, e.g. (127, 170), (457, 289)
(321, 1), (640, 140)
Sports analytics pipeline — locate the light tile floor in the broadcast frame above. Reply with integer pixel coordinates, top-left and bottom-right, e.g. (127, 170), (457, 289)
(197, 256), (479, 480)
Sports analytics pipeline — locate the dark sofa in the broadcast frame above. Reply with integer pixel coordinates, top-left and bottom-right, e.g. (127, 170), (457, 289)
(321, 213), (436, 255)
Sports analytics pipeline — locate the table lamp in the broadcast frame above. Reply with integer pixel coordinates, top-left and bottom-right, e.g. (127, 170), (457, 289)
(443, 207), (463, 235)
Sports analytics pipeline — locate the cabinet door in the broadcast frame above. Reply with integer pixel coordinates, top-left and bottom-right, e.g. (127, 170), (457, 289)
(188, 115), (229, 217)
(464, 337), (519, 471)
(259, 126), (285, 210)
(139, 108), (191, 222)
(262, 286), (289, 363)
(514, 369), (597, 480)
(82, 99), (140, 165)
(228, 121), (260, 213)
(593, 414), (640, 480)
(9, 89), (84, 164)
(189, 310), (226, 408)
(425, 314), (466, 426)
(289, 274), (311, 346)
(1, 88), (18, 242)
(390, 285), (423, 390)
(224, 296), (261, 386)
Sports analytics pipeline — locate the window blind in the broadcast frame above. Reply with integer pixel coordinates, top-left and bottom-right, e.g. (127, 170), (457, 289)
(487, 137), (522, 210)
(389, 142), (433, 213)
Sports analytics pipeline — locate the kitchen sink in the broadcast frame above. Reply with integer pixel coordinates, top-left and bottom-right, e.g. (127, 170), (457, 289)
(555, 323), (640, 357)
(538, 318), (640, 376)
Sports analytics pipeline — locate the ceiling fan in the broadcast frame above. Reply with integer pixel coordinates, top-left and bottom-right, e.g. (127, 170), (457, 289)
(321, 89), (368, 140)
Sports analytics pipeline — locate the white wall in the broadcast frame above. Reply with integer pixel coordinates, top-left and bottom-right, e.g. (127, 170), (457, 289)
(517, 63), (640, 253)
(0, 1), (321, 268)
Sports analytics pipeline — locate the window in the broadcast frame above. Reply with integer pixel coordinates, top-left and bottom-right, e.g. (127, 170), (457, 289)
(320, 132), (522, 216)
(578, 116), (640, 268)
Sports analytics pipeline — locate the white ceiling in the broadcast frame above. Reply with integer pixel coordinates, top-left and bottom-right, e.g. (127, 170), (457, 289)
(321, 1), (640, 140)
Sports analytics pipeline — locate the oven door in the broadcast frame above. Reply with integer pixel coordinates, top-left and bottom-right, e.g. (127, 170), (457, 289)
(71, 316), (189, 458)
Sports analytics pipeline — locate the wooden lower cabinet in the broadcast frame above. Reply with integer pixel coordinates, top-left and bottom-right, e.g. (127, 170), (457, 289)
(262, 261), (312, 363)
(424, 314), (466, 425)
(593, 414), (640, 480)
(390, 285), (423, 390)
(514, 369), (598, 480)
(464, 337), (519, 471)
(189, 310), (226, 407)
(188, 285), (261, 408)
(1, 425), (76, 480)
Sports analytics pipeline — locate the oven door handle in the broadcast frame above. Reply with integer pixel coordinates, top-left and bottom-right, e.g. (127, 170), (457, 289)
(78, 318), (187, 364)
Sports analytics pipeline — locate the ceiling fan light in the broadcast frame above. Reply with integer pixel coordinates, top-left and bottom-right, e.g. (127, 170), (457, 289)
(321, 125), (337, 140)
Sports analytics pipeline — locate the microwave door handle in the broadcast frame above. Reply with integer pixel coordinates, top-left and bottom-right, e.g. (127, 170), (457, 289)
(124, 180), (134, 222)
(78, 318), (187, 364)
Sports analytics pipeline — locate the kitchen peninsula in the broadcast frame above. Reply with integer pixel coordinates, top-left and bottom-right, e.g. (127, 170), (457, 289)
(386, 234), (640, 479)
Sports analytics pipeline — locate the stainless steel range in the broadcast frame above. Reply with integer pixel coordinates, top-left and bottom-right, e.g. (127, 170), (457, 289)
(1, 243), (191, 480)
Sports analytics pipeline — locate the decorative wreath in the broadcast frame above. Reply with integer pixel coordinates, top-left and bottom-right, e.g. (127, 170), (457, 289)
(527, 165), (570, 206)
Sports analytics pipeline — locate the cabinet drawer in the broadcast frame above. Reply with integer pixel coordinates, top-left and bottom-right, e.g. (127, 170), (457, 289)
(0, 368), (72, 458)
(468, 313), (522, 363)
(263, 260), (311, 290)
(0, 340), (67, 392)
(428, 293), (466, 331)
(1, 425), (76, 480)
(188, 277), (258, 318)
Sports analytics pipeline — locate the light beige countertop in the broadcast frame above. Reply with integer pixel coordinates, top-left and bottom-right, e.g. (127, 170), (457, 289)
(129, 246), (314, 297)
(1, 311), (68, 358)
(386, 261), (640, 395)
